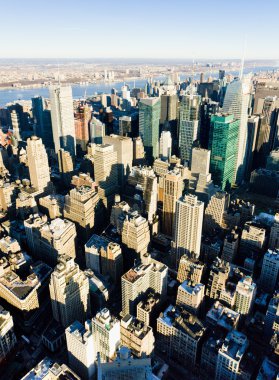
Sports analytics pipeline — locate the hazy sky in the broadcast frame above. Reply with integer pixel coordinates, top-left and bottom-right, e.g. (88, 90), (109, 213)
(1, 0), (278, 59)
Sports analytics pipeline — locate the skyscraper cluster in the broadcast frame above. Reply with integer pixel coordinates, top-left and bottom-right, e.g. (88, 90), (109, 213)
(1, 66), (279, 380)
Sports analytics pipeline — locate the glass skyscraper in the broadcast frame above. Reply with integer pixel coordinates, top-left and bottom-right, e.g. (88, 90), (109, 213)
(209, 114), (240, 191)
(179, 94), (201, 163)
(139, 97), (161, 164)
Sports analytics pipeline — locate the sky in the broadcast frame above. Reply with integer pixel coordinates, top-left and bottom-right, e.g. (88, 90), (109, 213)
(0, 0), (279, 60)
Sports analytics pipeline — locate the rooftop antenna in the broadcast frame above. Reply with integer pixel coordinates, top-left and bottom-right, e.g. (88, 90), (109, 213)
(57, 60), (61, 86)
(239, 35), (247, 80)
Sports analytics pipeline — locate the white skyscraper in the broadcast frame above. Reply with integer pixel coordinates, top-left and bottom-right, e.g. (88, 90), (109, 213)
(222, 77), (251, 183)
(26, 136), (50, 192)
(159, 131), (172, 161)
(173, 194), (204, 266)
(179, 93), (201, 163)
(49, 85), (76, 157)
(66, 320), (96, 380)
(234, 276), (256, 316)
(91, 308), (120, 363)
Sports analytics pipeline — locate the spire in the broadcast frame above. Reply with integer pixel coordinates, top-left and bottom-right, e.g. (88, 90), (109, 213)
(239, 36), (247, 80)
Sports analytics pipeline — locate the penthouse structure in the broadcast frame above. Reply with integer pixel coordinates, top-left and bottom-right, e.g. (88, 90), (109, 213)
(121, 259), (168, 316)
(120, 314), (155, 357)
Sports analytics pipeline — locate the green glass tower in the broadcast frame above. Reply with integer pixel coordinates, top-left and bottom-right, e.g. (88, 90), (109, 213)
(139, 97), (161, 164)
(209, 114), (239, 191)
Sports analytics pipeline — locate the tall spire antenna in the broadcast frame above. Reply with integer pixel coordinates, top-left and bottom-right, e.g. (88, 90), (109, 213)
(57, 60), (61, 86)
(239, 35), (247, 80)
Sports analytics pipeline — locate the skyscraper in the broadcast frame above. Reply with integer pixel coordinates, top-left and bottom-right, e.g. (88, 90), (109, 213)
(222, 77), (250, 183)
(234, 276), (256, 315)
(32, 96), (44, 139)
(49, 255), (90, 327)
(49, 85), (76, 157)
(139, 97), (161, 163)
(159, 130), (172, 161)
(209, 114), (239, 190)
(0, 306), (17, 363)
(259, 249), (279, 293)
(179, 93), (201, 163)
(162, 169), (183, 237)
(66, 320), (96, 380)
(26, 136), (51, 192)
(173, 194), (204, 266)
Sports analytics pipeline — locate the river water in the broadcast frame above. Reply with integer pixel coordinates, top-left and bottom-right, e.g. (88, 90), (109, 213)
(0, 66), (277, 107)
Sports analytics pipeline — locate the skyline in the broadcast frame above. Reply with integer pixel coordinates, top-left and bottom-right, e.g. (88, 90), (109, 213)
(1, 0), (279, 60)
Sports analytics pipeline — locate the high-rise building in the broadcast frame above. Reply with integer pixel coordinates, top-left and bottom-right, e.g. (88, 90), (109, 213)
(206, 258), (230, 300)
(136, 292), (160, 327)
(162, 169), (183, 237)
(160, 93), (177, 123)
(49, 85), (76, 157)
(21, 357), (81, 380)
(176, 280), (205, 315)
(239, 221), (266, 260)
(157, 305), (205, 365)
(91, 308), (120, 362)
(264, 293), (279, 338)
(32, 96), (44, 139)
(179, 93), (201, 163)
(0, 305), (17, 363)
(173, 194), (204, 266)
(74, 104), (91, 152)
(49, 255), (90, 327)
(159, 130), (172, 161)
(216, 330), (249, 380)
(221, 229), (239, 263)
(90, 117), (105, 144)
(94, 144), (118, 209)
(120, 314), (154, 357)
(66, 320), (96, 380)
(199, 99), (219, 149)
(24, 215), (76, 266)
(209, 114), (240, 190)
(133, 136), (145, 166)
(26, 136), (51, 192)
(177, 254), (204, 284)
(103, 134), (133, 188)
(119, 116), (132, 136)
(64, 186), (100, 241)
(234, 276), (256, 315)
(121, 211), (150, 261)
(97, 346), (152, 380)
(121, 258), (168, 316)
(127, 166), (158, 223)
(39, 194), (64, 219)
(203, 191), (230, 234)
(85, 234), (123, 283)
(269, 214), (279, 250)
(139, 97), (161, 163)
(259, 249), (279, 293)
(58, 148), (74, 185)
(222, 77), (250, 183)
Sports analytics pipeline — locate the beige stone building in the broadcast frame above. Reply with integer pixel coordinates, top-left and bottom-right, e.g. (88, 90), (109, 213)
(49, 255), (90, 328)
(120, 314), (154, 357)
(177, 254), (205, 284)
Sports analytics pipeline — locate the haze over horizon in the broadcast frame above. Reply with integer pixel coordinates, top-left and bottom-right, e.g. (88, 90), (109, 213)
(1, 0), (279, 60)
